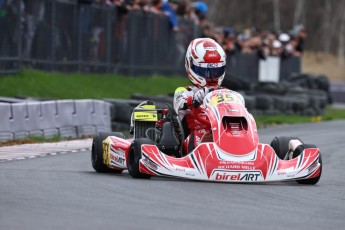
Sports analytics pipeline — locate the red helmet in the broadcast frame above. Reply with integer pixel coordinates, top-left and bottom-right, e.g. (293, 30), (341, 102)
(185, 38), (226, 87)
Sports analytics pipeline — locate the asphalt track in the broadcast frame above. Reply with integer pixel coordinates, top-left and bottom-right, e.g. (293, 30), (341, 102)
(1, 120), (345, 230)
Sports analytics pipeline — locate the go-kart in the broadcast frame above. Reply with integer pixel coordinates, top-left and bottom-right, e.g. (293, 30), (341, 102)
(91, 89), (322, 184)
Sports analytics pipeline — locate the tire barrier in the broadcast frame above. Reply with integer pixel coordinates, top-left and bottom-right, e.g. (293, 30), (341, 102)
(106, 98), (153, 133)
(287, 73), (332, 103)
(0, 100), (111, 142)
(104, 88), (330, 133)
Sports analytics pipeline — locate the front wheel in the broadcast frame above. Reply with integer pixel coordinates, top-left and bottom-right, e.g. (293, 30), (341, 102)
(297, 151), (322, 185)
(270, 136), (294, 160)
(91, 132), (125, 173)
(127, 138), (154, 179)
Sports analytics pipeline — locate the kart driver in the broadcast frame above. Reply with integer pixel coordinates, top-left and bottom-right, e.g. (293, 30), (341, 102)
(173, 38), (227, 155)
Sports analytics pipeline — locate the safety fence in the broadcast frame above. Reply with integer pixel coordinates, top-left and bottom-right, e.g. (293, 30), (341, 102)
(0, 0), (198, 76)
(0, 0), (302, 81)
(228, 54), (301, 83)
(0, 99), (111, 142)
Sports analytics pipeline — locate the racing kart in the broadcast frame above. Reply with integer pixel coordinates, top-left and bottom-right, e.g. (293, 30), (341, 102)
(91, 89), (322, 184)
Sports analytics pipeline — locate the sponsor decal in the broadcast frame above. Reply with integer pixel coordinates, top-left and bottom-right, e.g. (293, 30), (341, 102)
(111, 155), (125, 166)
(218, 160), (256, 170)
(219, 161), (254, 165)
(110, 147), (126, 166)
(218, 164), (255, 170)
(218, 165), (241, 169)
(175, 167), (185, 172)
(142, 157), (158, 171)
(207, 63), (218, 68)
(133, 111), (158, 121)
(135, 114), (156, 118)
(277, 171), (286, 175)
(213, 170), (262, 181)
(206, 52), (218, 58)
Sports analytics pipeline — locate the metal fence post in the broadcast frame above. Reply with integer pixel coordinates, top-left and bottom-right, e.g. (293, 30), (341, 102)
(106, 7), (112, 72)
(51, 0), (56, 71)
(18, 1), (22, 72)
(77, 4), (82, 72)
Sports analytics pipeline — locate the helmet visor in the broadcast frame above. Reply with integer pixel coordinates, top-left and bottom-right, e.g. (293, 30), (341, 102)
(191, 63), (226, 79)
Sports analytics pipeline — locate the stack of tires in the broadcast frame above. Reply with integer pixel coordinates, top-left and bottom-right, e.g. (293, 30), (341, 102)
(105, 73), (332, 132)
(222, 73), (331, 116)
(105, 99), (136, 132)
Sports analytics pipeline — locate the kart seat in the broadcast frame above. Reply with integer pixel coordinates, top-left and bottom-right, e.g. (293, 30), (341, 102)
(158, 122), (180, 156)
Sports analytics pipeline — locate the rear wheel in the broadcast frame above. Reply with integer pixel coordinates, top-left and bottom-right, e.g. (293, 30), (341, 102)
(127, 138), (154, 179)
(270, 136), (293, 159)
(91, 132), (125, 173)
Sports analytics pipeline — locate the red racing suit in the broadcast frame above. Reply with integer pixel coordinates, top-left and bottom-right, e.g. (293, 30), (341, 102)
(173, 85), (211, 155)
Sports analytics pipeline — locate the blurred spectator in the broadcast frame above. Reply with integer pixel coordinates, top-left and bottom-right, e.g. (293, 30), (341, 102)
(113, 0), (130, 14)
(161, 0), (179, 31)
(94, 0), (212, 33)
(222, 27), (240, 56)
(22, 0), (45, 58)
(279, 33), (292, 59)
(146, 0), (163, 14)
(207, 24), (308, 59)
(293, 25), (307, 54)
(271, 40), (282, 56)
(192, 0), (207, 18)
(74, 0), (309, 57)
(18, 0), (308, 63)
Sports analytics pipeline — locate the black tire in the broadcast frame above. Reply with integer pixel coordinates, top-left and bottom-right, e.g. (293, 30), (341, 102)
(296, 146), (322, 185)
(270, 136), (294, 160)
(243, 95), (256, 110)
(255, 94), (273, 110)
(127, 138), (154, 179)
(91, 132), (125, 173)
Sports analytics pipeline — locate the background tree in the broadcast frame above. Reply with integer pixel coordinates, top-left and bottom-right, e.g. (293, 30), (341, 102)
(204, 0), (345, 63)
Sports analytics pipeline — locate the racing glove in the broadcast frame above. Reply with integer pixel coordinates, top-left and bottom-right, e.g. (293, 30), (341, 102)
(193, 87), (209, 108)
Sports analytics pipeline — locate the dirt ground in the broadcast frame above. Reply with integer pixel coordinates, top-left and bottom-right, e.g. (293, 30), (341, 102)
(303, 52), (345, 82)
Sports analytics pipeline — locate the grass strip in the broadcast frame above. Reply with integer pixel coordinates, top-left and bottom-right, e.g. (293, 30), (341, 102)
(1, 69), (345, 137)
(0, 69), (189, 99)
(255, 107), (345, 128)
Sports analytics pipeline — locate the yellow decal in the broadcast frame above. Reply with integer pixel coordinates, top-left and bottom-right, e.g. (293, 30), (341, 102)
(102, 138), (111, 165)
(209, 92), (241, 107)
(133, 111), (158, 121)
(139, 104), (156, 109)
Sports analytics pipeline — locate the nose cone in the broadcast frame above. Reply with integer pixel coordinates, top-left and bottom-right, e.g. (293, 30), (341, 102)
(211, 103), (258, 156)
